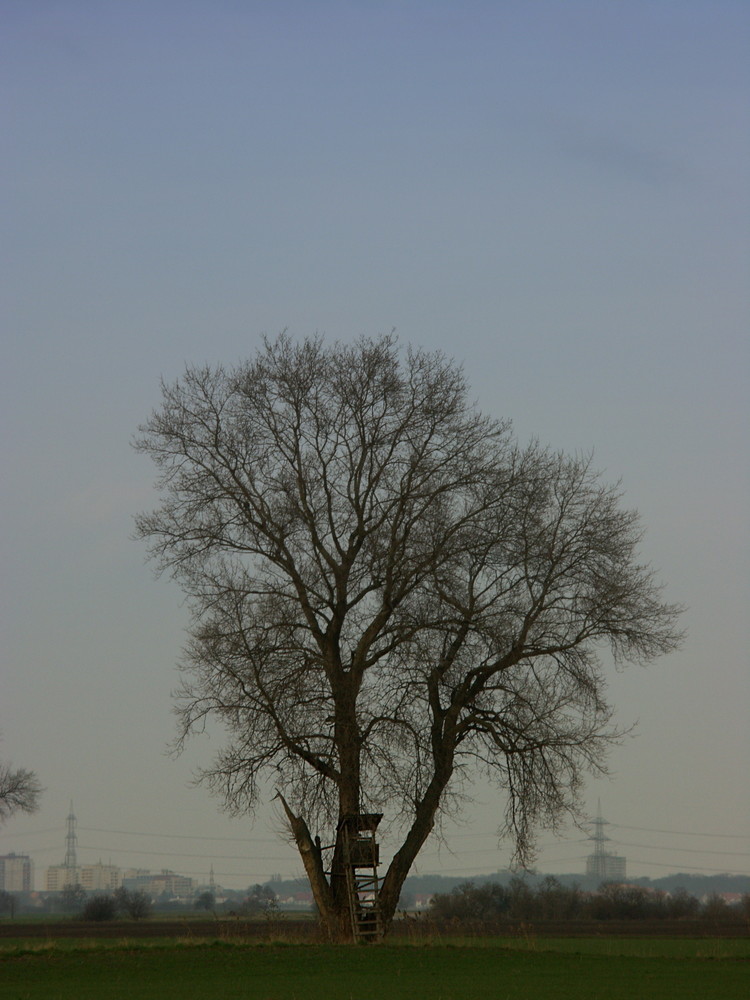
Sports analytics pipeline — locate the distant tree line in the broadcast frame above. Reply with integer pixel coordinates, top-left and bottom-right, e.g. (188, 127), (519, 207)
(401, 870), (750, 899)
(80, 888), (152, 922)
(198, 883), (279, 918)
(3, 875), (748, 927)
(0, 883), (286, 920)
(427, 878), (750, 926)
(19, 883), (280, 922)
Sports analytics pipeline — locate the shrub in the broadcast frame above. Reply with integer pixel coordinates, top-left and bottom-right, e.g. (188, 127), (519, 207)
(114, 887), (152, 920)
(429, 881), (511, 924)
(702, 893), (732, 923)
(589, 883), (662, 920)
(535, 876), (584, 920)
(242, 884), (277, 917)
(82, 894), (117, 921)
(666, 887), (700, 919)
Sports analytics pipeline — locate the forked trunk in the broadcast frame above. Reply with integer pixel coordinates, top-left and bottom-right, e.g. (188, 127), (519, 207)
(276, 794), (355, 941)
(378, 766), (453, 933)
(281, 755), (454, 940)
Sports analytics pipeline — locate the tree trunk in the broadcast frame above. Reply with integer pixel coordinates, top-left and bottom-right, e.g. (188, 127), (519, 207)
(283, 739), (455, 939)
(275, 793), (346, 939)
(378, 759), (455, 932)
(328, 676), (363, 938)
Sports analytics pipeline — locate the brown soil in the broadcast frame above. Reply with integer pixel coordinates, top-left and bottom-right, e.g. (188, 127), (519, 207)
(1, 917), (746, 940)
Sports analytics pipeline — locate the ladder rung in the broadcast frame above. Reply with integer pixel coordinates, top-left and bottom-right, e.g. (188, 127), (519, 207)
(341, 824), (383, 941)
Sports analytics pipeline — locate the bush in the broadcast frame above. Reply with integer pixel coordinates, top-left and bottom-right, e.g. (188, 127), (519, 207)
(0, 890), (18, 918)
(57, 884), (87, 913)
(242, 884), (277, 917)
(430, 877), (710, 926)
(589, 883), (654, 920)
(430, 877), (587, 925)
(534, 876), (584, 920)
(114, 887), (152, 920)
(429, 881), (511, 924)
(82, 895), (117, 921)
(666, 887), (700, 919)
(702, 893), (733, 924)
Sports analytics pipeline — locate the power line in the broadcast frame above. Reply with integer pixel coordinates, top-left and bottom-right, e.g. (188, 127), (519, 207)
(77, 844), (289, 863)
(78, 826), (280, 844)
(0, 827), (64, 839)
(10, 822), (750, 882)
(624, 857), (750, 875)
(610, 823), (749, 840)
(411, 858), (750, 877)
(11, 821), (749, 847)
(615, 840), (750, 858)
(144, 869), (293, 882)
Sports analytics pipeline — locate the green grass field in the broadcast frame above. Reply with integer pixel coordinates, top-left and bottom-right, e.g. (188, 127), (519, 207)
(1, 937), (748, 1000)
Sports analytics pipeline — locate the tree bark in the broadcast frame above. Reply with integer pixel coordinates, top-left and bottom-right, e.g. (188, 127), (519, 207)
(275, 792), (345, 939)
(378, 753), (455, 931)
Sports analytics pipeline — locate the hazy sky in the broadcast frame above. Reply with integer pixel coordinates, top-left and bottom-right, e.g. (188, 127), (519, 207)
(2, 1), (748, 891)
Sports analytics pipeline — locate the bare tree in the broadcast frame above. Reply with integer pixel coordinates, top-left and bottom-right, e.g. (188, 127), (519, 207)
(114, 887), (152, 920)
(135, 334), (683, 939)
(0, 760), (42, 823)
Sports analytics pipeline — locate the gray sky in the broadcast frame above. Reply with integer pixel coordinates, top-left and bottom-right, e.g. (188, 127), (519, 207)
(2, 1), (748, 891)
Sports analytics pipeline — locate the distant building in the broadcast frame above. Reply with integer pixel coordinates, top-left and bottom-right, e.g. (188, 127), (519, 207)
(586, 852), (627, 881)
(42, 807), (193, 900)
(0, 854), (33, 892)
(46, 862), (120, 892)
(46, 865), (80, 892)
(79, 863), (121, 893)
(46, 803), (82, 892)
(585, 803), (626, 883)
(122, 869), (193, 900)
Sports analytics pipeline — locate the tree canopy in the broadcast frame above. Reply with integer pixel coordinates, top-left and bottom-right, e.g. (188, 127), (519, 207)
(0, 758), (41, 823)
(135, 334), (682, 938)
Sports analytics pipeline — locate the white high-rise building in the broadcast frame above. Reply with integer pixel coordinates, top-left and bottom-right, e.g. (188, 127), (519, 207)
(45, 808), (122, 893)
(585, 803), (627, 883)
(0, 854), (33, 892)
(79, 863), (121, 892)
(586, 851), (627, 881)
(46, 864), (81, 892)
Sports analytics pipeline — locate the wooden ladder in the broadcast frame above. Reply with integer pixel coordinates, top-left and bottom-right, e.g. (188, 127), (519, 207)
(339, 813), (384, 943)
